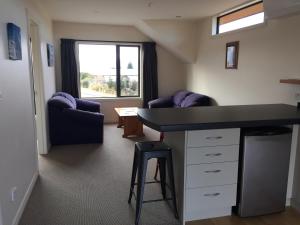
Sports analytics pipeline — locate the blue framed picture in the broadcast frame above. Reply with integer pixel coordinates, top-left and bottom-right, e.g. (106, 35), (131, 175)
(47, 44), (54, 67)
(7, 23), (22, 60)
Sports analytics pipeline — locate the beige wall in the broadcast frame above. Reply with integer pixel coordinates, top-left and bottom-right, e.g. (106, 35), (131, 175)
(53, 21), (186, 123)
(187, 14), (300, 106)
(0, 0), (55, 225)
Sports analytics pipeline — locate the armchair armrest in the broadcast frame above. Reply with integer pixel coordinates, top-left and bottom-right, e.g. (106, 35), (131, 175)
(64, 109), (104, 125)
(75, 98), (100, 112)
(148, 96), (173, 108)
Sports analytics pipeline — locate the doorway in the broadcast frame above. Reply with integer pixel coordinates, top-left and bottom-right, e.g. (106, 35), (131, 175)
(28, 20), (47, 155)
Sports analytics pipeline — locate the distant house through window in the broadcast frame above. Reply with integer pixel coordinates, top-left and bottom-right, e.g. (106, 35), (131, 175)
(78, 43), (140, 98)
(215, 0), (264, 35)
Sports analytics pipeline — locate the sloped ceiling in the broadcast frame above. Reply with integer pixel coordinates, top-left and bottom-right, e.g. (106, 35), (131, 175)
(33, 0), (300, 63)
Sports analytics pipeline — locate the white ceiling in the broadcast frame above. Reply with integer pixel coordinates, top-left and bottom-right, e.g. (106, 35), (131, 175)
(35, 0), (247, 25)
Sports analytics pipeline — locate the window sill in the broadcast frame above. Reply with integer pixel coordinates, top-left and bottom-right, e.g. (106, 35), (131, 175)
(81, 97), (143, 102)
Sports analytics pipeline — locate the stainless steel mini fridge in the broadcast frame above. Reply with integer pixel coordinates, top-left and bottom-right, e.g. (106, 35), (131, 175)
(237, 127), (292, 217)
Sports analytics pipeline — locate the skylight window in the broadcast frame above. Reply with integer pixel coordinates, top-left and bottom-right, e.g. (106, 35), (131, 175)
(215, 1), (264, 35)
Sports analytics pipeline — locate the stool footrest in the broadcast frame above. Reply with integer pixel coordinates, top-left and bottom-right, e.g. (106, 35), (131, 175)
(143, 198), (172, 204)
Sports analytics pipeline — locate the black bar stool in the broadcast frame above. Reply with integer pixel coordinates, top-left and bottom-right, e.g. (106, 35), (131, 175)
(128, 141), (179, 225)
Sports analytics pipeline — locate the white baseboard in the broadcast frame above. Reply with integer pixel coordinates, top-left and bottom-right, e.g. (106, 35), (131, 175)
(12, 172), (38, 225)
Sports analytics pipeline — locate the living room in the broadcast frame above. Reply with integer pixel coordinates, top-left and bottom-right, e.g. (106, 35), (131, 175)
(1, 1), (300, 225)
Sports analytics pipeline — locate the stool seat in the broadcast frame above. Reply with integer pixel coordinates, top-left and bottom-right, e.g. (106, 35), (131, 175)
(128, 141), (179, 225)
(135, 141), (171, 152)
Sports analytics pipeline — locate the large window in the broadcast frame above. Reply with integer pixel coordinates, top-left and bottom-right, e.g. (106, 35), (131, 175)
(78, 43), (140, 98)
(216, 1), (264, 34)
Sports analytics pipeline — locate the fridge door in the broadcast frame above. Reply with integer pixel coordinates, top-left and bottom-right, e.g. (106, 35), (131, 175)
(238, 128), (292, 217)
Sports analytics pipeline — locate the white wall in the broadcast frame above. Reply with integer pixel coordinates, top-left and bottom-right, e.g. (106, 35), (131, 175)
(187, 14), (300, 106)
(25, 0), (56, 151)
(53, 21), (186, 123)
(0, 0), (55, 225)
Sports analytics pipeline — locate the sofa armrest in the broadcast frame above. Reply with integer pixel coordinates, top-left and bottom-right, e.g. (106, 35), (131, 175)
(64, 109), (104, 125)
(148, 96), (173, 108)
(75, 98), (100, 112)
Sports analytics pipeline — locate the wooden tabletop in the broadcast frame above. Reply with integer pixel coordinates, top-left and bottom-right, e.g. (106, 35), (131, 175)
(115, 107), (139, 117)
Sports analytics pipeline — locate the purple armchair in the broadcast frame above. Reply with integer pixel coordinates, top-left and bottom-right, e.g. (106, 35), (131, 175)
(148, 90), (211, 108)
(48, 92), (104, 145)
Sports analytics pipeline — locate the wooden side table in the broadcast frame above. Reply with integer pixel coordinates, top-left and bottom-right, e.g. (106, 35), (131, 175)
(115, 107), (144, 138)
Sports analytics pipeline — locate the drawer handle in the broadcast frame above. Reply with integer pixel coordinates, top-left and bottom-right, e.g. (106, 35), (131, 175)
(206, 136), (223, 140)
(204, 193), (220, 197)
(204, 169), (221, 173)
(205, 153), (222, 157)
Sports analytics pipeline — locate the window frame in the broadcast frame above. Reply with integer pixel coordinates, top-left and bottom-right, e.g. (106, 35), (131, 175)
(77, 41), (141, 99)
(216, 0), (264, 35)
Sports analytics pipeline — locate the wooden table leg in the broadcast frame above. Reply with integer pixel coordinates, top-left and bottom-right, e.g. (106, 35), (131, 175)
(117, 116), (124, 128)
(122, 117), (144, 138)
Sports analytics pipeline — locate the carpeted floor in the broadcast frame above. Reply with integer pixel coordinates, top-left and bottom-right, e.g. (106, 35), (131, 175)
(19, 124), (180, 225)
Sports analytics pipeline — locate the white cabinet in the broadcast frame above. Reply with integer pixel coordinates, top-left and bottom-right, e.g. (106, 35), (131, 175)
(187, 128), (240, 147)
(186, 145), (239, 165)
(186, 162), (238, 188)
(185, 128), (240, 221)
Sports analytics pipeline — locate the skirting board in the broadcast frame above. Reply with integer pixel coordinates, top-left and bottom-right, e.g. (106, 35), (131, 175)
(11, 172), (38, 225)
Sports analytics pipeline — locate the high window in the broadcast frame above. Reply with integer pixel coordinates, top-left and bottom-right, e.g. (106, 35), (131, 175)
(78, 43), (140, 98)
(215, 1), (264, 34)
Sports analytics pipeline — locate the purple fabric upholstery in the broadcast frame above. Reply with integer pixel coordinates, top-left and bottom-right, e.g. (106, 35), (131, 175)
(148, 96), (173, 108)
(53, 92), (77, 108)
(173, 90), (192, 107)
(148, 90), (210, 109)
(48, 92), (104, 145)
(180, 93), (210, 107)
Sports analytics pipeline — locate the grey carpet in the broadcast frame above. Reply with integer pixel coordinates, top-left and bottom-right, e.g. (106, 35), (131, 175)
(19, 124), (180, 225)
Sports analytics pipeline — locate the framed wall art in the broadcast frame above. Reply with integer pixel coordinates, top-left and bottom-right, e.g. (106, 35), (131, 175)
(225, 41), (239, 69)
(47, 43), (54, 67)
(7, 23), (22, 60)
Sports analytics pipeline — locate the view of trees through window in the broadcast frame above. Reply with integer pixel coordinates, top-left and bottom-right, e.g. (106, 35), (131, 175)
(78, 43), (140, 98)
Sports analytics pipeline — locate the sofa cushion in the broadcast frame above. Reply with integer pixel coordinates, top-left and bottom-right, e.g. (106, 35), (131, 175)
(53, 92), (77, 108)
(48, 96), (76, 109)
(173, 90), (192, 107)
(180, 93), (210, 107)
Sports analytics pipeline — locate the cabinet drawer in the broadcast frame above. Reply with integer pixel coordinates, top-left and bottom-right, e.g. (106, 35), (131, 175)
(187, 128), (240, 147)
(186, 145), (239, 165)
(186, 184), (237, 212)
(186, 162), (238, 188)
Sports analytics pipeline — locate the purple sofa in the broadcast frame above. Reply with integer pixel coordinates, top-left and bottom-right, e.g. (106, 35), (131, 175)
(48, 92), (104, 145)
(148, 90), (211, 108)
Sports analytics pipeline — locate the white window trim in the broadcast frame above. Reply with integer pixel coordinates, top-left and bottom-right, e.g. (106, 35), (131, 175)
(212, 0), (265, 36)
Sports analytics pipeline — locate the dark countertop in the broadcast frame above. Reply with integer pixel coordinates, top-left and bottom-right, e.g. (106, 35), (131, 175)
(137, 104), (300, 132)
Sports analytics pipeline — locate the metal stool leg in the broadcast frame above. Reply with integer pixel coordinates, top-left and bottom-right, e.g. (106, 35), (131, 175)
(158, 158), (166, 199)
(135, 155), (148, 225)
(167, 153), (179, 219)
(128, 147), (138, 203)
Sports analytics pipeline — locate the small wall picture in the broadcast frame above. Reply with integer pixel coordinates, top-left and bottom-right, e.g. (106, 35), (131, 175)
(7, 23), (22, 60)
(226, 41), (239, 69)
(47, 44), (54, 67)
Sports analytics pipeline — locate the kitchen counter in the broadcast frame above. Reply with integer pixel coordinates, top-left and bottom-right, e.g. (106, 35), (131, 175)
(137, 104), (300, 224)
(138, 104), (300, 132)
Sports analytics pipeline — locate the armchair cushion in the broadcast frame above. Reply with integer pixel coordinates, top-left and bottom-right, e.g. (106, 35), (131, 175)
(53, 92), (77, 108)
(180, 93), (210, 107)
(49, 96), (75, 109)
(173, 90), (192, 107)
(148, 96), (173, 108)
(75, 98), (100, 113)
